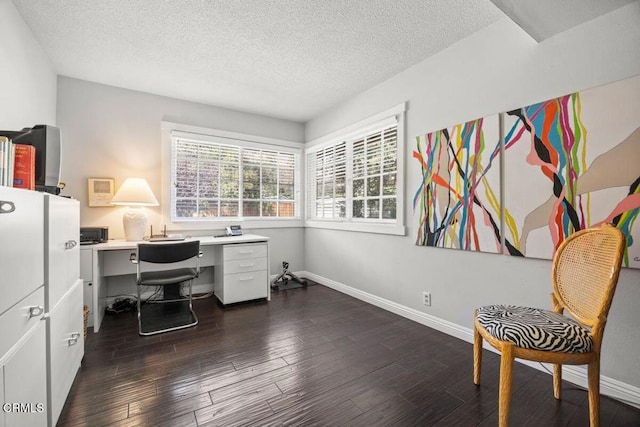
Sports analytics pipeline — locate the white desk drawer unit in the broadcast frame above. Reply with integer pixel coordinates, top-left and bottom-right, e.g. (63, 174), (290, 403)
(224, 243), (268, 261)
(222, 270), (269, 303)
(214, 243), (269, 305)
(224, 257), (268, 275)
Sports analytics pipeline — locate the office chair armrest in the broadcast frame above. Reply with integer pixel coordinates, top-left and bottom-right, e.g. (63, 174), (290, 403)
(130, 252), (138, 264)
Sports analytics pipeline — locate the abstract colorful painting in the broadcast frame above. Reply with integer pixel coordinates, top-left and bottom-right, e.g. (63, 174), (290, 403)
(413, 116), (502, 253)
(502, 75), (640, 268)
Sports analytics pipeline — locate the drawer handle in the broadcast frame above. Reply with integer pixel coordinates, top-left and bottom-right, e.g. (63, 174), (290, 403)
(65, 240), (78, 250)
(28, 305), (44, 318)
(239, 263), (255, 268)
(239, 250), (254, 254)
(239, 276), (255, 282)
(66, 332), (81, 346)
(0, 200), (16, 214)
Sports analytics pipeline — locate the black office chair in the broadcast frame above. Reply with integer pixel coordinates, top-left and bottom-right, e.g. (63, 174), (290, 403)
(130, 240), (202, 336)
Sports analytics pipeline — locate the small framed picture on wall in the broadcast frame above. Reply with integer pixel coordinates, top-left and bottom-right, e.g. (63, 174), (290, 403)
(88, 178), (115, 207)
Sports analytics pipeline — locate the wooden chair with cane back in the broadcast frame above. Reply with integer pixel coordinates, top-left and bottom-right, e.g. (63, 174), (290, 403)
(473, 223), (625, 427)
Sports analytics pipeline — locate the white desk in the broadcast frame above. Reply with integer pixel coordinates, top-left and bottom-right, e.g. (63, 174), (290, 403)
(84, 234), (270, 332)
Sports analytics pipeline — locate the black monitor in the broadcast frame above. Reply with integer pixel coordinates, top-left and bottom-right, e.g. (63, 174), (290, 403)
(0, 125), (61, 193)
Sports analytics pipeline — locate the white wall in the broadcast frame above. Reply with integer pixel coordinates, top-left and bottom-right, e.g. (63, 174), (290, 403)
(57, 77), (305, 274)
(305, 3), (640, 391)
(0, 0), (56, 129)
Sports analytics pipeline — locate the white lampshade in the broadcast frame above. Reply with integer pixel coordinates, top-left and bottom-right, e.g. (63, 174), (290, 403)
(111, 178), (159, 241)
(110, 178), (159, 206)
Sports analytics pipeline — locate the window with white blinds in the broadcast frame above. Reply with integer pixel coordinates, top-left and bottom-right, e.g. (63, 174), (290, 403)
(352, 126), (397, 220)
(309, 141), (347, 218)
(305, 105), (404, 234)
(171, 136), (299, 221)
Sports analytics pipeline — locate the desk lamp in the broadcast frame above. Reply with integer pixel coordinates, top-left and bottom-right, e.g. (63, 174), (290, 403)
(110, 178), (159, 241)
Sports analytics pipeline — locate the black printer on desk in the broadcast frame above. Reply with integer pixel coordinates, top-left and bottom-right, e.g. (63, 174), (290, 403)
(80, 226), (109, 245)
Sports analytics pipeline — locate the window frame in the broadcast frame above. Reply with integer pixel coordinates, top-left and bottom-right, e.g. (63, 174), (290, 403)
(304, 103), (406, 236)
(161, 121), (304, 230)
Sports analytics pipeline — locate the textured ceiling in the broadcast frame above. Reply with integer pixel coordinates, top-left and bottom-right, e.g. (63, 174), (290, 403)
(11, 1), (634, 122)
(12, 0), (504, 122)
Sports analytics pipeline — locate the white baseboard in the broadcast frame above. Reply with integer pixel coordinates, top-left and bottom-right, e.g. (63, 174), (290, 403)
(302, 271), (640, 409)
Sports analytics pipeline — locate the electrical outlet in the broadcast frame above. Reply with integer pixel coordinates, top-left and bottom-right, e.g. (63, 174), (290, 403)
(423, 292), (431, 306)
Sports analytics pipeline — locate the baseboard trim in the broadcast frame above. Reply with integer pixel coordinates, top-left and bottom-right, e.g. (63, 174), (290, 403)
(301, 271), (640, 409)
(302, 271), (471, 341)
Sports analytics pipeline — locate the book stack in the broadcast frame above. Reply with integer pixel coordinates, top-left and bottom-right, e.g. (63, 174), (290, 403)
(0, 136), (36, 189)
(0, 136), (15, 187)
(13, 144), (36, 190)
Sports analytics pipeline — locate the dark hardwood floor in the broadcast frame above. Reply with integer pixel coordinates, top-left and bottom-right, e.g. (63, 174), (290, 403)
(58, 283), (640, 426)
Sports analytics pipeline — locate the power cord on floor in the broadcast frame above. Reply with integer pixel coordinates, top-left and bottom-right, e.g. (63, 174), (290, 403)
(143, 286), (163, 303)
(105, 296), (137, 314)
(192, 292), (213, 300)
(108, 293), (138, 301)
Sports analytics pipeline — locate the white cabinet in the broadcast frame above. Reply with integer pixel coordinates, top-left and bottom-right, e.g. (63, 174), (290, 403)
(0, 367), (4, 427)
(44, 195), (82, 427)
(2, 322), (47, 427)
(45, 195), (80, 310)
(0, 291), (47, 427)
(214, 242), (269, 304)
(0, 288), (45, 361)
(0, 188), (43, 316)
(0, 367), (3, 427)
(47, 281), (83, 425)
(0, 187), (47, 427)
(0, 188), (82, 427)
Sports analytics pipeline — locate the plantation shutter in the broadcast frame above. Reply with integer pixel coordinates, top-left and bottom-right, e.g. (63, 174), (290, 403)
(172, 136), (298, 220)
(306, 141), (346, 219)
(305, 115), (398, 222)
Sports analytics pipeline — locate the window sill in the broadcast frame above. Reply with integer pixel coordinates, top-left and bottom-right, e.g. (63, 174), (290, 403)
(304, 220), (406, 236)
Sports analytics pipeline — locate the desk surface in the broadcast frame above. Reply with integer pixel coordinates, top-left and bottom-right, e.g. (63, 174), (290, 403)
(87, 234), (270, 251)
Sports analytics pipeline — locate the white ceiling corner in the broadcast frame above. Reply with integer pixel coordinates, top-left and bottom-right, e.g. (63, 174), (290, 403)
(489, 0), (637, 42)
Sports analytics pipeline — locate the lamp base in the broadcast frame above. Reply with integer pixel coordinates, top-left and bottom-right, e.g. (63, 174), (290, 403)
(122, 209), (147, 241)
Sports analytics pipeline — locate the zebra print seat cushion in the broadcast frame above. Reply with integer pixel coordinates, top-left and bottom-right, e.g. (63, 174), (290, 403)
(476, 305), (593, 353)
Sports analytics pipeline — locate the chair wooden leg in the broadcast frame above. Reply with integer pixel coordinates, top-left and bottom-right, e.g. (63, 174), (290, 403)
(588, 360), (601, 427)
(553, 364), (562, 399)
(499, 344), (514, 427)
(473, 324), (482, 385)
